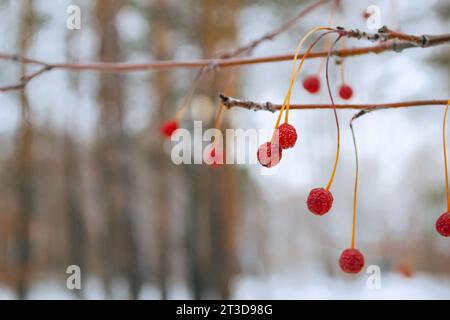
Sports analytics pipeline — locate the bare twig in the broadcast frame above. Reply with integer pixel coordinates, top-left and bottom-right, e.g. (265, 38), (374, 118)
(1, 34), (448, 73)
(220, 0), (332, 58)
(341, 26), (448, 50)
(0, 0), (330, 94)
(219, 94), (449, 112)
(0, 30), (449, 92)
(0, 65), (52, 92)
(168, 0), (330, 120)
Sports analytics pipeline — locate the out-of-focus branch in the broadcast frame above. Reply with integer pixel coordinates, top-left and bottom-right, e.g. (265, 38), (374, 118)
(0, 30), (449, 92)
(0, 0), (330, 93)
(219, 94), (449, 112)
(220, 0), (332, 58)
(0, 65), (52, 92)
(0, 33), (448, 72)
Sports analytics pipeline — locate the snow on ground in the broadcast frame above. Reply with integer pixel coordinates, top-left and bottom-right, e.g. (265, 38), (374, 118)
(233, 272), (450, 300)
(0, 272), (449, 299)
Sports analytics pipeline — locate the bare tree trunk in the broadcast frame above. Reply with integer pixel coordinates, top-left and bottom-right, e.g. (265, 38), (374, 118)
(62, 134), (86, 299)
(185, 167), (206, 299)
(13, 0), (35, 300)
(95, 0), (141, 299)
(63, 14), (86, 300)
(149, 0), (173, 299)
(186, 0), (241, 299)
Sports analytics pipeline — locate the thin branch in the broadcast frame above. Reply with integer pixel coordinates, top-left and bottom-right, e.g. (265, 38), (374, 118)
(342, 26), (448, 49)
(169, 0), (330, 120)
(220, 0), (332, 58)
(0, 65), (52, 92)
(0, 52), (48, 66)
(1, 33), (448, 74)
(0, 31), (448, 92)
(219, 94), (449, 112)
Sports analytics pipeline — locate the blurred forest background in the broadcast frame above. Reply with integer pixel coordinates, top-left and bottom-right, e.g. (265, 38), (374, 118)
(0, 0), (449, 299)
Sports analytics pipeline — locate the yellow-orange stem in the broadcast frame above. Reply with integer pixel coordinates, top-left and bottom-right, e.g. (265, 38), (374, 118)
(283, 27), (334, 124)
(274, 26), (333, 130)
(325, 125), (340, 192)
(350, 124), (359, 249)
(443, 101), (450, 212)
(324, 35), (342, 192)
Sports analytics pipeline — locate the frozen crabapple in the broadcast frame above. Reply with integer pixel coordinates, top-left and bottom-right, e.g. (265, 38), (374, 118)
(338, 84), (353, 100)
(160, 119), (179, 138)
(277, 123), (298, 149)
(339, 248), (365, 274)
(435, 212), (450, 237)
(302, 75), (320, 94)
(257, 142), (282, 168)
(306, 187), (333, 215)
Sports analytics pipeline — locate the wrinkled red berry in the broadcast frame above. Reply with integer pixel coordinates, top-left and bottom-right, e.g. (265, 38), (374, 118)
(306, 187), (333, 215)
(160, 120), (179, 138)
(257, 142), (282, 168)
(436, 212), (450, 237)
(277, 123), (298, 149)
(302, 75), (320, 94)
(339, 248), (365, 274)
(339, 84), (353, 100)
(208, 147), (225, 168)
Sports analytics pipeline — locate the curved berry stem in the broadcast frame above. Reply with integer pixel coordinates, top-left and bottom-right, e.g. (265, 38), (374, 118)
(443, 101), (450, 212)
(316, 2), (338, 76)
(339, 38), (347, 85)
(273, 26), (333, 132)
(174, 68), (206, 121)
(271, 27), (335, 144)
(325, 34), (342, 192)
(283, 30), (337, 124)
(349, 123), (359, 249)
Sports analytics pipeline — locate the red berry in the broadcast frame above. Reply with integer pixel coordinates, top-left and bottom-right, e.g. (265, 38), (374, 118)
(397, 264), (414, 278)
(339, 84), (353, 100)
(257, 142), (282, 168)
(436, 212), (450, 237)
(208, 147), (225, 168)
(160, 120), (179, 138)
(339, 248), (365, 274)
(277, 123), (298, 149)
(302, 75), (320, 94)
(363, 10), (371, 20)
(306, 187), (333, 215)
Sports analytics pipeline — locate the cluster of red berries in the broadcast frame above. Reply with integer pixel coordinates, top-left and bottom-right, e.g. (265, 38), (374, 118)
(302, 75), (353, 100)
(257, 123), (298, 168)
